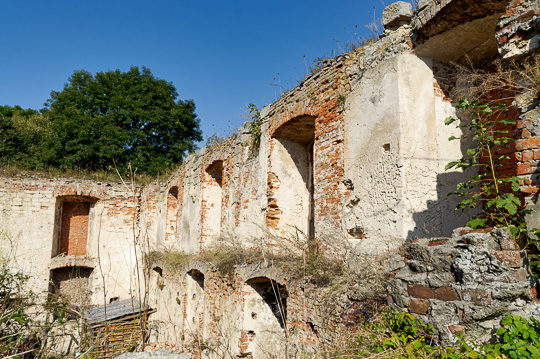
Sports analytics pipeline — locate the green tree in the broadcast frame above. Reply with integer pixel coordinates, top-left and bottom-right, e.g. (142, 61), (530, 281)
(43, 66), (202, 175)
(0, 105), (54, 167)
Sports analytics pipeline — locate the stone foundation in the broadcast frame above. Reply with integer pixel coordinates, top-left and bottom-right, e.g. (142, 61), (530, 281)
(388, 227), (540, 341)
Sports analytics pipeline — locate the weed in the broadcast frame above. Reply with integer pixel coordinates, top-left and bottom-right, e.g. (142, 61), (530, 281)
(445, 100), (528, 237)
(452, 53), (540, 108)
(245, 103), (262, 150)
(317, 310), (540, 358)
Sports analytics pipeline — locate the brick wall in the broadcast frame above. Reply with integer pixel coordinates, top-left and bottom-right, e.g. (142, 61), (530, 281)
(59, 201), (91, 256)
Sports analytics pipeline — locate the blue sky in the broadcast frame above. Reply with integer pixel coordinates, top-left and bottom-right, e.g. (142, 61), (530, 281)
(0, 0), (387, 146)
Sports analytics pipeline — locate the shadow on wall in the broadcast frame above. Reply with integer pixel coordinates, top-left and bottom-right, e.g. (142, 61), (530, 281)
(407, 170), (476, 239)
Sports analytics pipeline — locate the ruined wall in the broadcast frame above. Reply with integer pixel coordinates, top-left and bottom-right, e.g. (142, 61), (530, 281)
(144, 1), (540, 354)
(0, 175), (156, 305)
(151, 7), (468, 257)
(0, 0), (538, 355)
(147, 262), (375, 358)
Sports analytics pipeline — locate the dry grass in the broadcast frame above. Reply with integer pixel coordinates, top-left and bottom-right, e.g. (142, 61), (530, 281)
(452, 52), (540, 107)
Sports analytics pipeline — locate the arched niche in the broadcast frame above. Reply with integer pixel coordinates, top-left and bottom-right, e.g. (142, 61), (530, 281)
(202, 160), (224, 244)
(166, 186), (179, 241)
(184, 269), (206, 342)
(269, 116), (315, 238)
(240, 277), (288, 358)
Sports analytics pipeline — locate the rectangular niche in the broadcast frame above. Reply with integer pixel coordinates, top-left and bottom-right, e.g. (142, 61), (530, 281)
(50, 266), (93, 308)
(53, 197), (97, 257)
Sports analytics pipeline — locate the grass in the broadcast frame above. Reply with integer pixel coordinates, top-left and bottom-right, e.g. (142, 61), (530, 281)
(0, 160), (173, 185)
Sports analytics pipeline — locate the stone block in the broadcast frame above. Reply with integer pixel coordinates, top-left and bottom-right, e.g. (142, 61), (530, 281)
(382, 1), (413, 28)
(407, 284), (459, 301)
(417, 0), (430, 11)
(462, 289), (492, 306)
(409, 298), (431, 315)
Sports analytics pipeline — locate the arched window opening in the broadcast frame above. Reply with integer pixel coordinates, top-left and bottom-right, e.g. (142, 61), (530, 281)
(166, 186), (179, 241)
(269, 116), (315, 238)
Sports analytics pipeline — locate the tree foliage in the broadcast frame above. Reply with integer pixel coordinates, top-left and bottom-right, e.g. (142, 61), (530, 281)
(42, 66), (202, 174)
(0, 105), (54, 168)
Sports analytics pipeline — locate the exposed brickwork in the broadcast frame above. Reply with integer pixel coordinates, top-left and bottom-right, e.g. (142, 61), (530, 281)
(432, 61), (456, 102)
(496, 0), (540, 58)
(150, 263), (381, 357)
(266, 171), (281, 229)
(59, 202), (91, 256)
(263, 53), (355, 239)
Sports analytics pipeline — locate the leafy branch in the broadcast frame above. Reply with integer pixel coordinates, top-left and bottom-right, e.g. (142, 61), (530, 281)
(445, 99), (529, 239)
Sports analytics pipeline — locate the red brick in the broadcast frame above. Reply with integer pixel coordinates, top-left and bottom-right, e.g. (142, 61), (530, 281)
(491, 251), (523, 267)
(516, 138), (540, 151)
(522, 151), (533, 161)
(434, 286), (459, 301)
(458, 227), (493, 236)
(428, 238), (449, 247)
(407, 285), (459, 301)
(448, 325), (466, 334)
(407, 284), (434, 299)
(517, 163), (533, 175)
(520, 186), (539, 195)
(531, 284), (539, 299)
(499, 236), (521, 251)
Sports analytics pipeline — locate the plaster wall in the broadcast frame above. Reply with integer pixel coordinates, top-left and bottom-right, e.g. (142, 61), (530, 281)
(343, 56), (403, 250)
(268, 138), (312, 238)
(0, 176), (144, 305)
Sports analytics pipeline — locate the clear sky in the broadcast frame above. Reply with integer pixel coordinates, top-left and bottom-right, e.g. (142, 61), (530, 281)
(0, 0), (388, 146)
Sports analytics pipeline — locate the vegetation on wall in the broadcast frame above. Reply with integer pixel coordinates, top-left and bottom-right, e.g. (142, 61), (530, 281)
(325, 310), (540, 358)
(445, 100), (527, 237)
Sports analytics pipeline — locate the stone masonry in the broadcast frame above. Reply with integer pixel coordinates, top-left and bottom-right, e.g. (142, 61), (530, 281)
(388, 227), (540, 342)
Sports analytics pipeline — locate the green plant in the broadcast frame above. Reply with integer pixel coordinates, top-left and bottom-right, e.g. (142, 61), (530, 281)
(495, 315), (540, 358)
(445, 99), (529, 239)
(245, 103), (262, 149)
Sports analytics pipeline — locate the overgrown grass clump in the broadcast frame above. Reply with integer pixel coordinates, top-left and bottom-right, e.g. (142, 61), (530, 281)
(147, 240), (349, 287)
